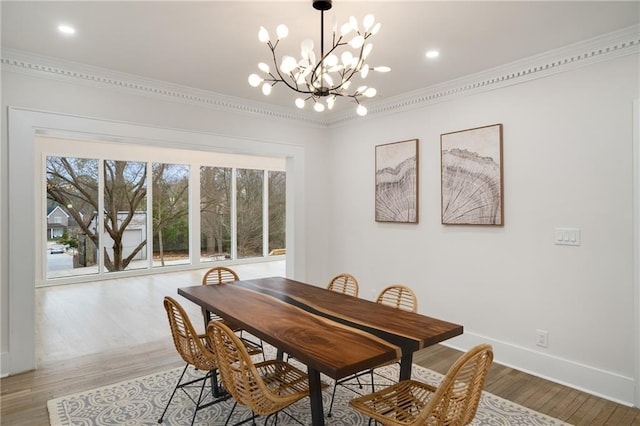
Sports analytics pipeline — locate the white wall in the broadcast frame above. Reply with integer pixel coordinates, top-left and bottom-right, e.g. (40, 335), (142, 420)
(1, 46), (638, 404)
(325, 54), (639, 404)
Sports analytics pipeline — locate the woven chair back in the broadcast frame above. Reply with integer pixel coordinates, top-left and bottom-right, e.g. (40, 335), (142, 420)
(376, 285), (418, 312)
(163, 296), (217, 372)
(327, 273), (359, 297)
(419, 343), (493, 425)
(201, 266), (240, 324)
(208, 321), (296, 416)
(202, 266), (240, 285)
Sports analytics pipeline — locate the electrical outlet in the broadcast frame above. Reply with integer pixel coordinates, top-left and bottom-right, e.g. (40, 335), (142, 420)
(536, 329), (548, 348)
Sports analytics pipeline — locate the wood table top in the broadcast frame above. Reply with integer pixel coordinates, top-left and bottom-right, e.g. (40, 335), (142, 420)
(178, 276), (463, 379)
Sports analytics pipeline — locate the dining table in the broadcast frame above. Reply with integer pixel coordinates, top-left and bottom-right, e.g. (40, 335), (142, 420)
(178, 276), (463, 426)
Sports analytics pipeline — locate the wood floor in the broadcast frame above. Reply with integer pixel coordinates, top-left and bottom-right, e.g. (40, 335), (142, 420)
(2, 263), (640, 425)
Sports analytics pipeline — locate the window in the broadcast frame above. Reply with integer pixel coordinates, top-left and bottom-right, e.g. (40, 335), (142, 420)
(46, 156), (99, 278)
(200, 166), (232, 262)
(152, 163), (190, 267)
(236, 169), (264, 259)
(103, 160), (148, 272)
(44, 148), (284, 282)
(268, 171), (286, 254)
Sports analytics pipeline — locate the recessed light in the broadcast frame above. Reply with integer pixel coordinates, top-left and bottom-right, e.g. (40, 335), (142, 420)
(58, 25), (76, 35)
(426, 50), (440, 59)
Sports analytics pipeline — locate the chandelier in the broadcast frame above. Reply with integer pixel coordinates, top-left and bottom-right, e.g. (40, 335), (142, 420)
(248, 0), (390, 116)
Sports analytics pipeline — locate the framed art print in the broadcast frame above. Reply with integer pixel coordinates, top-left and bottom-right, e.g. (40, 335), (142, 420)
(375, 139), (419, 223)
(440, 124), (503, 225)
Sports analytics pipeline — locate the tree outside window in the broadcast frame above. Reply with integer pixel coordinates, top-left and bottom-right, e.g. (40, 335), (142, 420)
(152, 163), (190, 267)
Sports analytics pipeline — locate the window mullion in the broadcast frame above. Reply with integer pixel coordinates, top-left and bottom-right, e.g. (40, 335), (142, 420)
(231, 167), (237, 261)
(98, 159), (105, 275)
(146, 161), (153, 269)
(263, 169), (269, 257)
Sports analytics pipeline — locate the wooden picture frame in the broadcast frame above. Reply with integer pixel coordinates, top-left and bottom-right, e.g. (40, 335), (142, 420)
(375, 139), (419, 223)
(440, 124), (503, 225)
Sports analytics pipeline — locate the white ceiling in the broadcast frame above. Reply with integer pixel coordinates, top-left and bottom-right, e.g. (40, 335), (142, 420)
(2, 1), (639, 114)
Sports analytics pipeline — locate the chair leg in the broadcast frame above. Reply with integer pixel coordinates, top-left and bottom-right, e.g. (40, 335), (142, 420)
(224, 401), (238, 426)
(190, 369), (210, 426)
(326, 380), (338, 417)
(264, 412), (277, 425)
(158, 364), (189, 424)
(355, 374), (364, 389)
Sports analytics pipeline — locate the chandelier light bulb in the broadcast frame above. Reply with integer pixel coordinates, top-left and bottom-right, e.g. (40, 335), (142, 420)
(280, 56), (298, 74)
(276, 24), (289, 39)
(349, 35), (365, 49)
(301, 38), (314, 54)
(363, 44), (373, 59)
(323, 73), (334, 86)
(361, 64), (370, 78)
(249, 2), (389, 117)
(341, 51), (353, 67)
(349, 16), (358, 32)
(363, 14), (375, 31)
(325, 54), (339, 68)
(258, 26), (270, 43)
(340, 22), (352, 36)
(363, 87), (377, 97)
(248, 74), (263, 87)
(308, 51), (317, 66)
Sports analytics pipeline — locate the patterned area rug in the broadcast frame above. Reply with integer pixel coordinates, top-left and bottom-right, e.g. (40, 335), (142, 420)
(48, 352), (570, 426)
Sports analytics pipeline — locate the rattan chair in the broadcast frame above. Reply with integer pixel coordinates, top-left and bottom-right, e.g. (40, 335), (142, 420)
(159, 296), (228, 425)
(201, 266), (264, 358)
(201, 266), (241, 325)
(327, 273), (359, 297)
(376, 285), (418, 313)
(207, 320), (312, 425)
(327, 285), (418, 417)
(349, 344), (494, 426)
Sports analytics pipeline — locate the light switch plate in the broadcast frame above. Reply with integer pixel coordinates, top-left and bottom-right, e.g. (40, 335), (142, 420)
(554, 228), (581, 246)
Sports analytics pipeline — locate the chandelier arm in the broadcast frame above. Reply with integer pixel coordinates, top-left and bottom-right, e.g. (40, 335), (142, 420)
(308, 38), (346, 91)
(267, 44), (316, 95)
(338, 40), (369, 92)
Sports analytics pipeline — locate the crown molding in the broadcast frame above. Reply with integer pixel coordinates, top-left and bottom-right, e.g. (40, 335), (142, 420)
(2, 25), (638, 128)
(0, 48), (328, 128)
(326, 24), (640, 126)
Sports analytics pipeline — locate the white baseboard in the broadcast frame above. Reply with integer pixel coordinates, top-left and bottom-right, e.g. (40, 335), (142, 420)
(443, 332), (635, 407)
(1, 351), (9, 378)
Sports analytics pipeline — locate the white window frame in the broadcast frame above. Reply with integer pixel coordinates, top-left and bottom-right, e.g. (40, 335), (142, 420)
(7, 107), (305, 375)
(41, 140), (285, 284)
